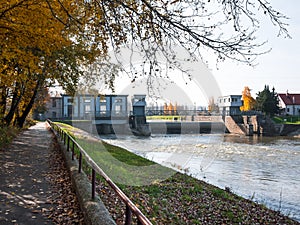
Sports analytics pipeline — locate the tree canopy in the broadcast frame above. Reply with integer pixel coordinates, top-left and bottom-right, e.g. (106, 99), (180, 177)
(0, 0), (98, 126)
(0, 0), (290, 127)
(255, 85), (279, 116)
(240, 86), (256, 111)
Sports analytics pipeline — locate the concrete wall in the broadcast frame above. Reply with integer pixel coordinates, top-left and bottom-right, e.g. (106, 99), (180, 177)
(149, 121), (226, 134)
(224, 116), (246, 135)
(279, 124), (300, 136)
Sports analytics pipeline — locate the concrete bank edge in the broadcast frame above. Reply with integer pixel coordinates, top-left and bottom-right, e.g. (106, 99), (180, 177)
(51, 130), (116, 225)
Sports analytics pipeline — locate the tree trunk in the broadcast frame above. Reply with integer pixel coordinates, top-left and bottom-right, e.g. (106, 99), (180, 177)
(4, 82), (24, 126)
(16, 79), (43, 128)
(0, 87), (8, 120)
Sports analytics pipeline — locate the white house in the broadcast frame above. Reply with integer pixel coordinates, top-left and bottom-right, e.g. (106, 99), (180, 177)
(278, 92), (300, 116)
(217, 95), (243, 116)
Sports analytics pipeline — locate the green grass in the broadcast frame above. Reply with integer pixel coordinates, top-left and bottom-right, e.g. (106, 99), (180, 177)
(273, 116), (300, 124)
(0, 126), (19, 149)
(0, 119), (37, 149)
(146, 115), (183, 121)
(54, 122), (174, 186)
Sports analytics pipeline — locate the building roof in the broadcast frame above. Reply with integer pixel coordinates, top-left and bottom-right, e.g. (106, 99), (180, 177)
(218, 95), (242, 98)
(278, 93), (300, 105)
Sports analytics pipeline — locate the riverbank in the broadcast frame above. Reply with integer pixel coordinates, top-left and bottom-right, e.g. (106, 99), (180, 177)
(281, 124), (300, 137)
(57, 122), (299, 224)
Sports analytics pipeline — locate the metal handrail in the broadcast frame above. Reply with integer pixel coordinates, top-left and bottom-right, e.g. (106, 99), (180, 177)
(46, 119), (152, 225)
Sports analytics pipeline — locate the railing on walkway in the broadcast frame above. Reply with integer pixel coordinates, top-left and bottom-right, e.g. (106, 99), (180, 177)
(46, 119), (152, 225)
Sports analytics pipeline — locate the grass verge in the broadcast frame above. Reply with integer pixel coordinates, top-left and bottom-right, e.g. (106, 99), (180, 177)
(0, 119), (37, 150)
(273, 116), (300, 124)
(0, 126), (20, 150)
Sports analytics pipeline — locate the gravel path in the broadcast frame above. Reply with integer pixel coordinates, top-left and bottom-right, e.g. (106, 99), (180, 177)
(0, 122), (84, 225)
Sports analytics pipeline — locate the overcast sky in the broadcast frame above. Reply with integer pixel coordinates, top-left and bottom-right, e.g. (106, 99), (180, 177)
(212, 0), (300, 96)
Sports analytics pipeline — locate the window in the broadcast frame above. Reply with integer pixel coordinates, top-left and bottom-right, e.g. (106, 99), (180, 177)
(115, 98), (122, 103)
(52, 99), (56, 107)
(85, 105), (91, 112)
(287, 108), (290, 112)
(114, 105), (122, 114)
(67, 105), (72, 116)
(67, 98), (73, 103)
(100, 105), (107, 111)
(84, 99), (91, 103)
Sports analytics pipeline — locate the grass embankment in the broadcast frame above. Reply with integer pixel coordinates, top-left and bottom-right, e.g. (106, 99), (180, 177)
(56, 122), (299, 225)
(0, 119), (37, 149)
(273, 116), (300, 124)
(0, 126), (19, 149)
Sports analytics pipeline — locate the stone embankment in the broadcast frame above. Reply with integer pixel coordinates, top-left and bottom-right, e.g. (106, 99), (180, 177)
(279, 124), (300, 136)
(224, 116), (246, 135)
(224, 115), (295, 136)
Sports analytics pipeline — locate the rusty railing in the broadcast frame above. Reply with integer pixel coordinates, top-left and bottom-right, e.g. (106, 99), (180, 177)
(47, 120), (152, 225)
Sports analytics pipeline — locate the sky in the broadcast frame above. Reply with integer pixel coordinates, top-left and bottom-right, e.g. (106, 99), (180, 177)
(109, 0), (300, 107)
(211, 0), (300, 97)
(51, 1), (299, 107)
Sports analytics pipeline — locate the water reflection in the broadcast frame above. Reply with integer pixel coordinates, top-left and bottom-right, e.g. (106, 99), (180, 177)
(222, 134), (299, 145)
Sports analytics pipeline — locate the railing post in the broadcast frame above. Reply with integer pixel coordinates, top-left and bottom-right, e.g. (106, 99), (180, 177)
(67, 135), (70, 152)
(72, 141), (75, 160)
(125, 204), (132, 225)
(92, 169), (96, 200)
(78, 152), (82, 173)
(64, 132), (66, 145)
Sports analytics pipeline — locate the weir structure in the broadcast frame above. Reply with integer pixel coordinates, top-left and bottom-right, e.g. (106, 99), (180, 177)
(48, 94), (286, 136)
(129, 95), (151, 136)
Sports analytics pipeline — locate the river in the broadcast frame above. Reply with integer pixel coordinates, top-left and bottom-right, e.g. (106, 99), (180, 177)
(101, 133), (300, 222)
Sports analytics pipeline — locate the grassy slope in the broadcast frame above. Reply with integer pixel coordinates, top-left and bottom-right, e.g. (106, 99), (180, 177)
(0, 126), (20, 149)
(56, 122), (299, 225)
(273, 116), (300, 124)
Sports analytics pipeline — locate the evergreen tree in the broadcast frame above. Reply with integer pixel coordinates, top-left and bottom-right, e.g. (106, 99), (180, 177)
(255, 85), (279, 116)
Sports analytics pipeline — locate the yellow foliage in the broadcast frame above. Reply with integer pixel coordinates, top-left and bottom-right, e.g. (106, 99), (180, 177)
(0, 0), (99, 126)
(240, 86), (256, 111)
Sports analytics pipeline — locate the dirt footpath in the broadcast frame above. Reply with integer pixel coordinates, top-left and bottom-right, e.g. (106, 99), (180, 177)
(0, 122), (84, 225)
